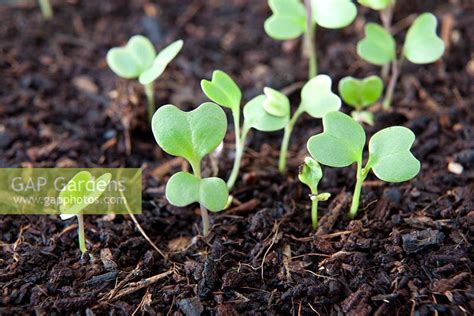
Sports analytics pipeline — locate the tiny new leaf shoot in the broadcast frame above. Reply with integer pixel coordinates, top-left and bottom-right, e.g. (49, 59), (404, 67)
(107, 36), (183, 121)
(151, 103), (229, 236)
(59, 171), (112, 255)
(307, 111), (420, 218)
(298, 157), (330, 229)
(265, 0), (357, 78)
(279, 74), (341, 173)
(202, 71), (289, 189)
(357, 12), (444, 109)
(338, 75), (384, 125)
(38, 0), (53, 20)
(358, 0), (393, 10)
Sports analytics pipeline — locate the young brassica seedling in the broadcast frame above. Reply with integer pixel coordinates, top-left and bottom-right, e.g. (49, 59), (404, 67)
(59, 171), (111, 254)
(338, 75), (384, 125)
(357, 12), (444, 109)
(152, 102), (229, 236)
(107, 36), (183, 121)
(278, 75), (341, 173)
(264, 0), (357, 78)
(201, 70), (290, 189)
(38, 0), (53, 20)
(307, 111), (420, 218)
(298, 157), (330, 229)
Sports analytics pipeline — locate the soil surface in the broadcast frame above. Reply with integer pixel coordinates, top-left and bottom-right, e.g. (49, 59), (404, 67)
(1, 0), (473, 315)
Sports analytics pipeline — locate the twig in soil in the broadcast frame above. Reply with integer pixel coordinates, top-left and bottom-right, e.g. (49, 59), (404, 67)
(260, 221), (281, 280)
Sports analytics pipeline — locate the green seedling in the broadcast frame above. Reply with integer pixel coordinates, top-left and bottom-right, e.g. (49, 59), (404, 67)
(357, 12), (444, 109)
(152, 102), (229, 236)
(107, 36), (183, 121)
(298, 157), (330, 229)
(279, 74), (341, 172)
(59, 171), (111, 255)
(38, 0), (53, 20)
(307, 111), (420, 218)
(202, 70), (289, 189)
(338, 75), (384, 125)
(264, 0), (357, 78)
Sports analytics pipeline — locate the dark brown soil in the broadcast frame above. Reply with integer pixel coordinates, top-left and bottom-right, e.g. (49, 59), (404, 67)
(1, 0), (473, 315)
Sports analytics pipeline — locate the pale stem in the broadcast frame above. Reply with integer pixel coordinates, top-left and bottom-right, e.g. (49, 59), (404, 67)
(304, 0), (317, 79)
(191, 160), (210, 236)
(143, 82), (155, 122)
(227, 126), (249, 189)
(349, 162), (369, 218)
(77, 214), (87, 254)
(38, 0), (53, 20)
(380, 5), (393, 79)
(278, 107), (304, 173)
(382, 57), (402, 110)
(311, 193), (318, 230)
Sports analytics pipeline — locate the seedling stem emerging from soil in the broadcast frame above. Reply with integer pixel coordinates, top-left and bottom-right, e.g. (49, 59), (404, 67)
(38, 0), (53, 20)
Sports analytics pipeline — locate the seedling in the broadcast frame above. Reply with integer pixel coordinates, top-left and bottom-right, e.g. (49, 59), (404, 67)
(38, 0), (53, 20)
(202, 70), (290, 189)
(307, 111), (420, 218)
(357, 12), (444, 109)
(59, 171), (111, 254)
(265, 0), (357, 78)
(298, 157), (330, 229)
(107, 36), (183, 121)
(278, 75), (341, 173)
(151, 102), (229, 236)
(338, 75), (384, 125)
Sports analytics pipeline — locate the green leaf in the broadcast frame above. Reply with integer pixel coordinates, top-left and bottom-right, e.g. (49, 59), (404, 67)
(151, 103), (227, 166)
(106, 35), (156, 79)
(312, 0), (357, 29)
(403, 13), (445, 64)
(166, 172), (228, 212)
(357, 23), (396, 65)
(264, 0), (307, 40)
(201, 70), (242, 111)
(263, 87), (290, 117)
(298, 157), (323, 194)
(300, 75), (341, 118)
(307, 111), (365, 167)
(139, 40), (183, 85)
(243, 95), (289, 132)
(358, 0), (392, 10)
(338, 76), (384, 109)
(59, 171), (112, 214)
(367, 126), (420, 182)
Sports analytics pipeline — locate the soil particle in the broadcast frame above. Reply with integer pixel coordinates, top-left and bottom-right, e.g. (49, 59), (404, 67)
(179, 296), (204, 316)
(401, 228), (445, 254)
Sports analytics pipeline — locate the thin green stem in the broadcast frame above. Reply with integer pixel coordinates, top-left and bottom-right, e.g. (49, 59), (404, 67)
(38, 0), (53, 20)
(144, 82), (155, 122)
(349, 162), (369, 218)
(311, 196), (318, 230)
(304, 0), (317, 79)
(227, 126), (249, 189)
(380, 5), (393, 80)
(191, 160), (210, 236)
(382, 57), (402, 110)
(77, 214), (87, 254)
(278, 107), (304, 173)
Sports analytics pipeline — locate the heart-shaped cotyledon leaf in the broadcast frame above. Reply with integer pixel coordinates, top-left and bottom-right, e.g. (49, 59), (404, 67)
(307, 111), (366, 167)
(201, 70), (242, 112)
(300, 75), (342, 118)
(151, 103), (227, 168)
(358, 0), (392, 10)
(165, 171), (229, 212)
(311, 0), (357, 29)
(139, 40), (183, 85)
(298, 157), (323, 194)
(367, 126), (420, 182)
(403, 13), (445, 64)
(264, 0), (307, 40)
(243, 95), (289, 132)
(263, 87), (290, 117)
(59, 171), (112, 216)
(338, 76), (384, 109)
(357, 23), (396, 66)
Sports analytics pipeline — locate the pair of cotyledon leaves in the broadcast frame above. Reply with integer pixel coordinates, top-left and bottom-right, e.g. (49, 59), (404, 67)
(106, 35), (183, 85)
(357, 13), (445, 65)
(308, 112), (420, 183)
(264, 0), (357, 40)
(59, 171), (111, 219)
(338, 76), (383, 109)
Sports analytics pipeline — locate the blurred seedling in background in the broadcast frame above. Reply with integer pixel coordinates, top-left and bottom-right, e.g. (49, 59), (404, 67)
(338, 75), (384, 125)
(59, 171), (111, 255)
(278, 75), (341, 173)
(307, 111), (420, 218)
(357, 12), (444, 109)
(107, 36), (183, 121)
(38, 0), (53, 20)
(152, 103), (229, 236)
(265, 0), (357, 78)
(298, 157), (330, 229)
(201, 70), (290, 189)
